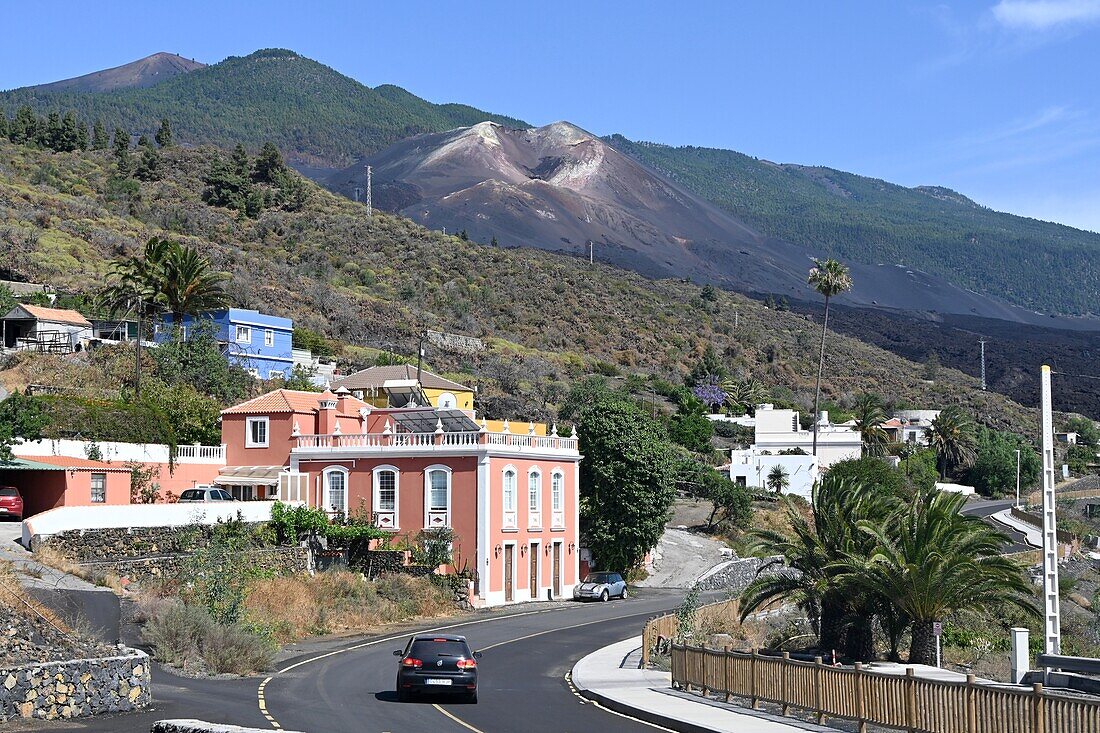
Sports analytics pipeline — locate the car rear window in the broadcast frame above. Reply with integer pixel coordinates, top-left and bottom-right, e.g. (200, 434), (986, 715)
(409, 639), (470, 658)
(0, 487), (17, 497)
(179, 490), (203, 500)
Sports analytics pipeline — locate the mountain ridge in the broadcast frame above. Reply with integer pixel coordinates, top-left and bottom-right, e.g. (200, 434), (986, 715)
(17, 52), (205, 93)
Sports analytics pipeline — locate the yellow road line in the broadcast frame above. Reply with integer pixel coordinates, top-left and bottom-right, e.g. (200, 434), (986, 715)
(432, 703), (488, 733)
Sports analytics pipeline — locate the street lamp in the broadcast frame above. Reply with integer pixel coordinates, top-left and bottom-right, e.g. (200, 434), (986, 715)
(1015, 448), (1021, 509)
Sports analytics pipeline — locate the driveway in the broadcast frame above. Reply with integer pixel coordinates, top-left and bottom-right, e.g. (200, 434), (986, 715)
(636, 527), (730, 588)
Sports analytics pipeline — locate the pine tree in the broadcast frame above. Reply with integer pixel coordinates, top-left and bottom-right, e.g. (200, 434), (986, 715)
(11, 106), (37, 145)
(60, 111), (80, 152)
(113, 127), (132, 176)
(0, 110), (8, 139)
(137, 134), (152, 149)
(42, 111), (62, 150)
(230, 144), (250, 178)
(76, 120), (89, 150)
(252, 142), (286, 184)
(134, 145), (162, 181)
(154, 118), (173, 148)
(91, 119), (109, 150)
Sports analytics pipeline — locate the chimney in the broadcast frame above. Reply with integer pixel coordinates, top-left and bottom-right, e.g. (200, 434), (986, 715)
(317, 390), (338, 435)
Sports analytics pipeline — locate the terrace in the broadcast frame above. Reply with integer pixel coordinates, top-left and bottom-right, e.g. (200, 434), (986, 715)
(293, 422), (580, 455)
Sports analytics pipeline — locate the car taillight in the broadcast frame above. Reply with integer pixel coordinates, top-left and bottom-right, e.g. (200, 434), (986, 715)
(456, 659), (477, 669)
(402, 658), (423, 668)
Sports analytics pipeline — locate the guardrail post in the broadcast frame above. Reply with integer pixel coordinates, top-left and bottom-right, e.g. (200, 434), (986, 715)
(701, 643), (709, 696)
(855, 662), (866, 733)
(781, 651), (791, 716)
(724, 645), (733, 702)
(814, 655), (824, 724)
(1032, 683), (1045, 733)
(750, 648), (758, 709)
(905, 667), (916, 733)
(965, 673), (976, 733)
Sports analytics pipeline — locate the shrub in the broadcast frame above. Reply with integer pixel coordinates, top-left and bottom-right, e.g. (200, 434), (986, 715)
(142, 600), (273, 675)
(199, 622), (275, 675)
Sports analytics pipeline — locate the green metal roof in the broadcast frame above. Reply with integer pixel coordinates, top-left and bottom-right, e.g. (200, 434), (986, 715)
(0, 458), (65, 471)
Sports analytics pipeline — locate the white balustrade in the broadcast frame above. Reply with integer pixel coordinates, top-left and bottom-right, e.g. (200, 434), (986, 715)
(294, 431), (578, 454)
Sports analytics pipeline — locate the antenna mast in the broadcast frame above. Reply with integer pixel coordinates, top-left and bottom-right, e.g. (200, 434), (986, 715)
(365, 165), (372, 218)
(979, 338), (987, 390)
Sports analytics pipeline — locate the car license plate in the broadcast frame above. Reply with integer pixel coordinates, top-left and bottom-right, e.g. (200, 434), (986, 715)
(426, 678), (452, 686)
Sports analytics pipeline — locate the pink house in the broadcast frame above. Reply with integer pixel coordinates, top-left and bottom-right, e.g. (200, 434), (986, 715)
(220, 388), (583, 606)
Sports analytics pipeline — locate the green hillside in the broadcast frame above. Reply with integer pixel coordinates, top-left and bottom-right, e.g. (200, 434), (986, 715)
(0, 137), (1031, 430)
(607, 135), (1100, 317)
(0, 49), (526, 167)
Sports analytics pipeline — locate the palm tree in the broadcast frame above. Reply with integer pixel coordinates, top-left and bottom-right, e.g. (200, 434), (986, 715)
(740, 475), (896, 658)
(852, 393), (889, 457)
(101, 238), (229, 325)
(766, 465), (789, 494)
(722, 377), (765, 416)
(807, 259), (853, 456)
(928, 406), (977, 479)
(838, 488), (1036, 665)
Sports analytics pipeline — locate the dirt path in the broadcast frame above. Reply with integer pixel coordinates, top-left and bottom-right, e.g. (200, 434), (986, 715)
(636, 527), (729, 588)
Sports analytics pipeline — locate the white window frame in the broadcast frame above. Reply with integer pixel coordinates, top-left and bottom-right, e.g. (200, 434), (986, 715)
(245, 416), (269, 448)
(551, 469), (564, 512)
(424, 464), (452, 528)
(502, 465), (517, 529)
(323, 466), (349, 517)
(235, 324), (252, 344)
(90, 473), (106, 503)
(528, 467), (542, 528)
(372, 465), (400, 530)
(264, 328), (274, 347)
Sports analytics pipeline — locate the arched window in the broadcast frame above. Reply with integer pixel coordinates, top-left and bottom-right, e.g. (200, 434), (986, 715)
(502, 466), (517, 529)
(551, 470), (564, 512)
(528, 468), (542, 528)
(324, 467), (348, 517)
(372, 465), (399, 530)
(424, 465), (452, 528)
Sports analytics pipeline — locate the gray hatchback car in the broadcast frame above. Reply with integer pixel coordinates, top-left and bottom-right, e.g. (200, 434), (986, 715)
(573, 571), (628, 602)
(177, 487), (236, 502)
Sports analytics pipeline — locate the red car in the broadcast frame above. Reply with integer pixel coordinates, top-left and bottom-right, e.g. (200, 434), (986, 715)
(0, 486), (24, 521)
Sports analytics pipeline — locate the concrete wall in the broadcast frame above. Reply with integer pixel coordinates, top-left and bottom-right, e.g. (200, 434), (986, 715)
(0, 649), (150, 722)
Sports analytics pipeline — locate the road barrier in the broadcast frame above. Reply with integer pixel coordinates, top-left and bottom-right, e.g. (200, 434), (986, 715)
(671, 643), (1100, 733)
(640, 598), (739, 667)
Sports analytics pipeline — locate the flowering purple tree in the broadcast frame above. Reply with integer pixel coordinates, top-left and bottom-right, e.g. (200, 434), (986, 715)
(691, 376), (728, 413)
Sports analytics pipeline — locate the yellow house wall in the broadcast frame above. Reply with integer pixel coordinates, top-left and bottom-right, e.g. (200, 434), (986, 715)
(423, 387), (475, 410)
(483, 419), (548, 436)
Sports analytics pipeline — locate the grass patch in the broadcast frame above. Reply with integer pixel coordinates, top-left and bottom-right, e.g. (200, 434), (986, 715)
(140, 599), (274, 676)
(243, 571), (453, 644)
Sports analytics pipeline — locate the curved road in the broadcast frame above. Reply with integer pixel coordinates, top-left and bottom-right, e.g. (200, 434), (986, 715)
(72, 589), (686, 733)
(961, 498), (1035, 553)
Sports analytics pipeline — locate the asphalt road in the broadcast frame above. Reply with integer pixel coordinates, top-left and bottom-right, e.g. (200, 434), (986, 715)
(34, 588), (687, 733)
(961, 498), (1034, 553)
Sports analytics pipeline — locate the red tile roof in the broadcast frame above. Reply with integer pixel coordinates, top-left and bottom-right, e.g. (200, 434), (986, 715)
(221, 389), (368, 416)
(9, 304), (91, 326)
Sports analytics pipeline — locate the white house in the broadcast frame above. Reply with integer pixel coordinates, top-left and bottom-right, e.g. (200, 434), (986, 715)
(1, 305), (92, 352)
(752, 405), (862, 468)
(729, 449), (817, 500)
(892, 410), (940, 445)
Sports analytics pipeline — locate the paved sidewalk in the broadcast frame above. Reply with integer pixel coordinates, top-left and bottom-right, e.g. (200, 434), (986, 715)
(571, 637), (835, 733)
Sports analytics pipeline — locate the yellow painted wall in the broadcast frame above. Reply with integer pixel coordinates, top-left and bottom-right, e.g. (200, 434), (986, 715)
(483, 419), (549, 436)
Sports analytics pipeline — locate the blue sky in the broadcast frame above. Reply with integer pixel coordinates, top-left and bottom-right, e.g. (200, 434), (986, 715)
(3, 1), (1100, 231)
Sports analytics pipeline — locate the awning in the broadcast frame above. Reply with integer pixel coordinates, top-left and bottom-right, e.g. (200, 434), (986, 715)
(214, 465), (284, 487)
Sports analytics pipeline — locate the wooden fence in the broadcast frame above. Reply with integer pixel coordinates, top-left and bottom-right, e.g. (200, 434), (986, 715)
(641, 599), (740, 666)
(671, 643), (1100, 733)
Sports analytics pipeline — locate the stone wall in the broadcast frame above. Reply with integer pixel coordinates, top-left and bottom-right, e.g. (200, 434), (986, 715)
(693, 555), (786, 592)
(0, 649), (150, 722)
(33, 522), (269, 559)
(78, 547), (308, 582)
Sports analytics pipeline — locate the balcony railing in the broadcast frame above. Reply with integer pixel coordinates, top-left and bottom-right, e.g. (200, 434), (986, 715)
(294, 431), (579, 454)
(175, 444), (227, 462)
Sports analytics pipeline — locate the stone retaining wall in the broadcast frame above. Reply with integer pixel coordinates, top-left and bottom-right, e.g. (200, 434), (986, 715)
(0, 648), (150, 722)
(78, 547), (308, 581)
(693, 555), (786, 592)
(33, 522), (270, 559)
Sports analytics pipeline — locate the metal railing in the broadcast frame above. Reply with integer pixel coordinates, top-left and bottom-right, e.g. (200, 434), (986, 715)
(671, 643), (1100, 733)
(295, 431), (579, 453)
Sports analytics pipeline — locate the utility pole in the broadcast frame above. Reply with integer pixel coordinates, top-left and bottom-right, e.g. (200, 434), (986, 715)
(588, 241), (593, 264)
(1015, 448), (1022, 509)
(1039, 365), (1061, 672)
(353, 187), (362, 203)
(134, 297), (142, 399)
(416, 330), (425, 388)
(979, 338), (987, 390)
(364, 165), (372, 218)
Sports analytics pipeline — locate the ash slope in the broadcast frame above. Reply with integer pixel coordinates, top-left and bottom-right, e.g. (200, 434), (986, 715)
(20, 52), (205, 93)
(327, 121), (1098, 330)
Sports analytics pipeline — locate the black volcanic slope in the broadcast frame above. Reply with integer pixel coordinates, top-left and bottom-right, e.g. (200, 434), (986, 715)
(327, 121), (1100, 331)
(21, 52), (205, 93)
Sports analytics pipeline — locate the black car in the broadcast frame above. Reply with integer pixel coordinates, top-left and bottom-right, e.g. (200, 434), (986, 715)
(394, 634), (481, 703)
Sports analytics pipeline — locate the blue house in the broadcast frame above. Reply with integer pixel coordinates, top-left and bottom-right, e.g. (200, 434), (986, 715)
(156, 309), (294, 380)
